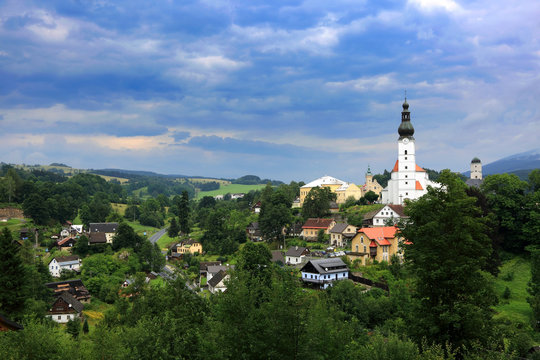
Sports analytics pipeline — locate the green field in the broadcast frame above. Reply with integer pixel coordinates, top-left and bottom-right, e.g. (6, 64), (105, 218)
(125, 220), (161, 237)
(196, 184), (266, 199)
(494, 256), (532, 325)
(157, 233), (176, 250)
(0, 218), (27, 232)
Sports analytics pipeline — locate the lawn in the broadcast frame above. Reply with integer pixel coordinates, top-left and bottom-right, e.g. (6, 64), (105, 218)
(195, 184), (266, 199)
(494, 256), (532, 325)
(0, 218), (27, 232)
(111, 203), (128, 216)
(157, 233), (176, 250)
(125, 220), (161, 237)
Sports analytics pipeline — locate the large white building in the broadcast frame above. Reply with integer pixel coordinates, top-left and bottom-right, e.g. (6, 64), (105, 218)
(381, 99), (439, 205)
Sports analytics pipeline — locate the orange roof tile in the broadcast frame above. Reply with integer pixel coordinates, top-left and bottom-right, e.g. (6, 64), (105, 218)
(415, 181), (423, 190)
(358, 226), (398, 240)
(415, 164), (425, 172)
(369, 240), (378, 248)
(392, 160), (399, 172)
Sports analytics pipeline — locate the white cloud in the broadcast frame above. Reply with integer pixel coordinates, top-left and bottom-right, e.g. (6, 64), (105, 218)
(408, 0), (462, 14)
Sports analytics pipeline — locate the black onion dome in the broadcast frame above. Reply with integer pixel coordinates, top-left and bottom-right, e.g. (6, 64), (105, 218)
(398, 99), (414, 138)
(471, 157), (481, 163)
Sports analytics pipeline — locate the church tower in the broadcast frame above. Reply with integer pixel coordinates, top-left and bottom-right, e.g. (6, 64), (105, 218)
(381, 98), (438, 204)
(470, 157), (482, 180)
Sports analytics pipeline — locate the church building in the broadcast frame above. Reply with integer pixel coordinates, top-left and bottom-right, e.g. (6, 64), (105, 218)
(381, 99), (438, 205)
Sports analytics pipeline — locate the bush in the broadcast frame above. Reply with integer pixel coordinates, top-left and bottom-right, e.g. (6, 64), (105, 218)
(501, 271), (514, 282)
(502, 286), (511, 299)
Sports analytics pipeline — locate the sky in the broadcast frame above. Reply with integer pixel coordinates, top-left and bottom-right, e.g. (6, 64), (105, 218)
(1, 0), (539, 183)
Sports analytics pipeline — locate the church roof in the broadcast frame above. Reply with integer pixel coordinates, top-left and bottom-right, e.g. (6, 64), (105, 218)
(415, 181), (423, 190)
(398, 99), (415, 138)
(391, 160), (426, 173)
(301, 176), (346, 188)
(471, 157), (481, 163)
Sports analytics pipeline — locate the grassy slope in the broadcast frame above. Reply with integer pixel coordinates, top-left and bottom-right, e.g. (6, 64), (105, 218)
(494, 256), (532, 325)
(196, 184), (266, 199)
(0, 218), (27, 232)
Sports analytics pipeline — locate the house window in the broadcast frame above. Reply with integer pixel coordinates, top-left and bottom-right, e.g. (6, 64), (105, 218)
(405, 157), (407, 160)
(58, 316), (61, 320)
(405, 166), (408, 169)
(364, 246), (366, 252)
(405, 182), (408, 185)
(356, 245), (359, 252)
(405, 175), (408, 178)
(67, 315), (70, 320)
(406, 192), (408, 196)
(405, 150), (408, 155)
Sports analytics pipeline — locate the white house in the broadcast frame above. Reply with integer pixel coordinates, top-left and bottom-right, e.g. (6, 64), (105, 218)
(47, 292), (84, 323)
(285, 246), (310, 265)
(371, 204), (407, 227)
(381, 99), (439, 205)
(208, 270), (229, 294)
(300, 258), (349, 289)
(48, 255), (81, 278)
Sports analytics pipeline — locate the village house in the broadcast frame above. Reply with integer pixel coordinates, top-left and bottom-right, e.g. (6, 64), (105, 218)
(172, 239), (203, 255)
(300, 258), (349, 289)
(348, 226), (407, 265)
(246, 222), (262, 242)
(302, 218), (336, 241)
(47, 292), (84, 324)
(88, 222), (118, 244)
(48, 255), (81, 278)
(285, 246), (310, 265)
(251, 201), (262, 214)
(55, 236), (77, 251)
(208, 270), (229, 294)
(363, 204), (407, 227)
(45, 279), (92, 302)
(329, 223), (357, 247)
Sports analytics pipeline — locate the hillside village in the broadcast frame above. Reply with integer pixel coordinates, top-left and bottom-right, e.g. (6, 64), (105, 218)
(1, 100), (540, 359)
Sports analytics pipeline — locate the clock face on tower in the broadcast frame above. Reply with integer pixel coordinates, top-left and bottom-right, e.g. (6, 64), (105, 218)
(403, 138), (409, 144)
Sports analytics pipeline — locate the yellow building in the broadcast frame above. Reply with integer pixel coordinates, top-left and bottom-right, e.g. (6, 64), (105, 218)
(176, 239), (203, 255)
(361, 166), (383, 197)
(348, 226), (406, 265)
(300, 176), (362, 205)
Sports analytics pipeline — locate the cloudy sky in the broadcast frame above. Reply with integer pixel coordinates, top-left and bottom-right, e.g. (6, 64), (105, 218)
(1, 0), (539, 183)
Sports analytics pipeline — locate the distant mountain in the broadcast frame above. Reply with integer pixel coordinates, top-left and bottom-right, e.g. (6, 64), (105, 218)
(463, 148), (540, 179)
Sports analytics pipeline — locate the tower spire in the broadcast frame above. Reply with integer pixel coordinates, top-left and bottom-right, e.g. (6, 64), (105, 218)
(398, 96), (414, 139)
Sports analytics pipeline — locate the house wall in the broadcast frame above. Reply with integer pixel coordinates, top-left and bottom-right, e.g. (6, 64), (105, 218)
(49, 260), (81, 277)
(286, 255), (304, 265)
(301, 271), (349, 289)
(47, 313), (80, 324)
(372, 206), (401, 227)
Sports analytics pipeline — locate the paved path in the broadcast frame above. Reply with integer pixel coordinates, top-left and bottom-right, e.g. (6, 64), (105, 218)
(149, 227), (168, 244)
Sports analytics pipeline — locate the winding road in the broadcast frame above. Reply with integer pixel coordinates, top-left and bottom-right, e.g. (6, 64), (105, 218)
(149, 227), (168, 245)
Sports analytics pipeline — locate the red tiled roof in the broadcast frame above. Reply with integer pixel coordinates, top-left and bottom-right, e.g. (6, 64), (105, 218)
(358, 226), (398, 239)
(416, 164), (425, 172)
(415, 181), (423, 190)
(403, 241), (413, 245)
(302, 218), (334, 229)
(376, 238), (392, 246)
(369, 240), (378, 248)
(392, 160), (399, 172)
(57, 237), (75, 246)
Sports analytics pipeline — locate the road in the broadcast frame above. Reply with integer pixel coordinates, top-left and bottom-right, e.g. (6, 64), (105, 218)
(149, 227), (168, 244)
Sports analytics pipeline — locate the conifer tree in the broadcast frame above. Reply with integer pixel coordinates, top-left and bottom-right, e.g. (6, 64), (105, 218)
(168, 217), (180, 238)
(0, 228), (27, 315)
(82, 318), (89, 334)
(178, 190), (190, 235)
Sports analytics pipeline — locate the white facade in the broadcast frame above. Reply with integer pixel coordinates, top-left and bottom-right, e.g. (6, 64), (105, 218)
(47, 313), (80, 324)
(48, 258), (81, 278)
(471, 159), (482, 180)
(381, 100), (439, 205)
(372, 206), (403, 226)
(286, 255), (305, 265)
(301, 271), (349, 289)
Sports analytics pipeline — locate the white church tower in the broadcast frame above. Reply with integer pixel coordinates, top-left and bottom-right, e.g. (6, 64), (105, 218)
(470, 157), (482, 180)
(381, 98), (438, 205)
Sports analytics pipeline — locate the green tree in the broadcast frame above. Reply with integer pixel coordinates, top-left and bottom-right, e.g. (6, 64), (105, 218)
(529, 169), (540, 192)
(82, 318), (89, 334)
(364, 190), (379, 203)
(112, 223), (144, 252)
(259, 184), (292, 243)
(481, 174), (528, 252)
(66, 318), (80, 338)
(178, 190), (190, 234)
(22, 193), (50, 225)
(168, 217), (180, 238)
(402, 170), (496, 353)
(0, 228), (27, 315)
(302, 186), (336, 219)
(528, 248), (540, 329)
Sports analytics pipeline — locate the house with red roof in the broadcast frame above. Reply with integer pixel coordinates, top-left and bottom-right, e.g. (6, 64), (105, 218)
(348, 226), (406, 265)
(301, 218), (336, 241)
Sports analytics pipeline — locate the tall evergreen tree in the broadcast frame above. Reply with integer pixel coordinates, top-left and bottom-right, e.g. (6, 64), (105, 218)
(0, 228), (27, 315)
(402, 170), (496, 354)
(168, 217), (180, 238)
(178, 190), (190, 234)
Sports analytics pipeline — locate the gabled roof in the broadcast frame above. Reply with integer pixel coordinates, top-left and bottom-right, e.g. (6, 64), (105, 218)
(416, 164), (426, 172)
(51, 255), (80, 264)
(300, 258), (348, 275)
(301, 176), (346, 188)
(246, 222), (259, 231)
(329, 223), (351, 234)
(57, 237), (76, 246)
(207, 270), (227, 288)
(358, 226), (398, 240)
(45, 279), (91, 301)
(207, 265), (232, 275)
(56, 292), (84, 313)
(387, 204), (406, 217)
(285, 246), (309, 257)
(302, 218), (334, 229)
(89, 222), (118, 233)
